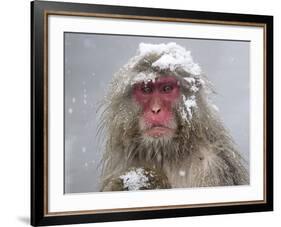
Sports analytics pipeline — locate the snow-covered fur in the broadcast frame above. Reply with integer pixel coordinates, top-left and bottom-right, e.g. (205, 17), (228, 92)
(99, 43), (249, 191)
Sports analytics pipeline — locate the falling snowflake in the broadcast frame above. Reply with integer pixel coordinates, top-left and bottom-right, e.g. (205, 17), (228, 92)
(179, 170), (186, 177)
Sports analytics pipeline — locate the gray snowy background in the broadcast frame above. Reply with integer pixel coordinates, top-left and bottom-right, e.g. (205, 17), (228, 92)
(64, 33), (249, 193)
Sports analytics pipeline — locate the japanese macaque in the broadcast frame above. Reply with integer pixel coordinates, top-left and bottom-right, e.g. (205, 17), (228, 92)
(99, 42), (249, 191)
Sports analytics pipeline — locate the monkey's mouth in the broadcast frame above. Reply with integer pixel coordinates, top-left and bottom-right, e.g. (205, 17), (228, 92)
(144, 125), (174, 137)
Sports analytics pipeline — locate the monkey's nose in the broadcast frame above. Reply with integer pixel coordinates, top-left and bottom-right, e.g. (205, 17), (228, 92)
(151, 106), (161, 114)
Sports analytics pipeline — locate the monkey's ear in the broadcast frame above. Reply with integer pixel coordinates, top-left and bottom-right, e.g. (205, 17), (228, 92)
(181, 76), (203, 93)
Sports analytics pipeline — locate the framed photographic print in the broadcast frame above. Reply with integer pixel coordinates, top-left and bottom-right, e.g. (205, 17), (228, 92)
(31, 0), (273, 226)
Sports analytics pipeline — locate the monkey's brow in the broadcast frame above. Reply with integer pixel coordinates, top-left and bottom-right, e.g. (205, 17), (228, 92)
(154, 81), (179, 87)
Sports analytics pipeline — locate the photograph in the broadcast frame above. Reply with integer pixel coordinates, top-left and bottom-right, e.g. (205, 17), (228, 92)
(31, 1), (273, 225)
(64, 34), (250, 193)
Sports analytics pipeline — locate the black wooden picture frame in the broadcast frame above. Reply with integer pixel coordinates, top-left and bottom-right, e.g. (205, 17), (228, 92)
(31, 0), (273, 226)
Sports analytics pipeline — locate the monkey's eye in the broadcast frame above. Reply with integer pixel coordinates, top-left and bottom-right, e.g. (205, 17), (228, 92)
(162, 84), (173, 93)
(141, 86), (153, 94)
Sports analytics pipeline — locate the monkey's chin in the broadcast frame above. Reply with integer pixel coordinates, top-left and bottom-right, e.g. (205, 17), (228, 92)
(144, 127), (174, 138)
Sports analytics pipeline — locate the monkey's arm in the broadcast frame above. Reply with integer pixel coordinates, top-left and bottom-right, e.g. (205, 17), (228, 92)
(102, 167), (171, 191)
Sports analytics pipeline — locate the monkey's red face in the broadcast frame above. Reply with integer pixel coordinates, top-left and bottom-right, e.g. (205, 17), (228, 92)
(132, 76), (180, 138)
